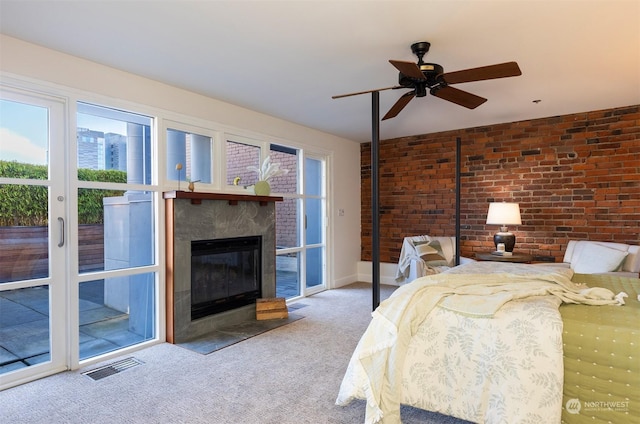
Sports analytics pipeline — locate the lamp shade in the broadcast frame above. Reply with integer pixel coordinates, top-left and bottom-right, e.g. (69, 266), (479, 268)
(486, 202), (522, 226)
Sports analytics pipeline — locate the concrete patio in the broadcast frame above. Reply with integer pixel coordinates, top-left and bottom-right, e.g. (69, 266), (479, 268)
(0, 271), (299, 375)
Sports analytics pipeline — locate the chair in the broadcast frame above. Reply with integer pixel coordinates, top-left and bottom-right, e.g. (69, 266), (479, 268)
(395, 235), (472, 284)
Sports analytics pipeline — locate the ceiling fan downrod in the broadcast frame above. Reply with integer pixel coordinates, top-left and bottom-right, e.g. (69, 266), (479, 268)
(411, 41), (431, 66)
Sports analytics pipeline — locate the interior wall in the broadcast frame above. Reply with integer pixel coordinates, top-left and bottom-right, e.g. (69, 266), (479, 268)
(0, 34), (362, 288)
(361, 105), (640, 264)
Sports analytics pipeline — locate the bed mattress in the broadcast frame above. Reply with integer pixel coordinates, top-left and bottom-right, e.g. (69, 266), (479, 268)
(560, 274), (640, 423)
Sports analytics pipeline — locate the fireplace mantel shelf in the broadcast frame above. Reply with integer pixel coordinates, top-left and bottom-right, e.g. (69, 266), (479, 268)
(164, 191), (283, 206)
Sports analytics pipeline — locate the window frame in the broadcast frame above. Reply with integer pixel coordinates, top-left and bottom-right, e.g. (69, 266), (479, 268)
(161, 119), (221, 191)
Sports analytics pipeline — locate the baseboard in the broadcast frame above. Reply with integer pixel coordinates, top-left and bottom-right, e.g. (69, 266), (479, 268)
(333, 274), (359, 288)
(357, 261), (400, 286)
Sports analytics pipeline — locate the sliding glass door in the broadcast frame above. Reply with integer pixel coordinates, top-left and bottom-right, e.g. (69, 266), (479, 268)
(1, 88), (160, 390)
(0, 89), (67, 387)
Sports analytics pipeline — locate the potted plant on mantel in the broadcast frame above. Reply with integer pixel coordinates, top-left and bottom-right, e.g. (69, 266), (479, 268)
(247, 156), (289, 196)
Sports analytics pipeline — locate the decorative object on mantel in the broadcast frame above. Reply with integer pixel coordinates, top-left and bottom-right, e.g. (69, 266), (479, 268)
(175, 163), (183, 191)
(253, 181), (271, 196)
(187, 180), (200, 192)
(247, 156), (289, 196)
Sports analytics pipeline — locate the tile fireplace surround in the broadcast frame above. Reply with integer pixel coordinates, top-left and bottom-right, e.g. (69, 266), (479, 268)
(164, 191), (283, 344)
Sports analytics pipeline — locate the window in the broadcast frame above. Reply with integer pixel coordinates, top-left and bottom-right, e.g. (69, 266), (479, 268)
(77, 102), (152, 184)
(76, 102), (157, 359)
(166, 128), (213, 184)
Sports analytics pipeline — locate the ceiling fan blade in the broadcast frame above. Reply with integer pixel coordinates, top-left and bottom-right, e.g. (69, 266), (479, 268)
(382, 91), (416, 120)
(431, 86), (487, 109)
(441, 61), (522, 84)
(332, 86), (401, 99)
(389, 60), (426, 80)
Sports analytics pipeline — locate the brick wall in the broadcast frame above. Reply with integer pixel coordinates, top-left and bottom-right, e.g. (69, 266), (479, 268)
(226, 141), (260, 185)
(361, 105), (640, 264)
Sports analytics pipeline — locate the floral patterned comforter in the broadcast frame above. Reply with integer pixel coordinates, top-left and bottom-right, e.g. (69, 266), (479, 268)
(336, 262), (621, 424)
(401, 294), (563, 423)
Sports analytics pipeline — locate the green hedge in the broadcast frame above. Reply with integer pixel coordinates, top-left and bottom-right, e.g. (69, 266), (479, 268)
(0, 161), (126, 226)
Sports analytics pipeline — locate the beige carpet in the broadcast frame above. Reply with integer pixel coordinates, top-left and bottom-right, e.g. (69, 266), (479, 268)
(0, 282), (471, 424)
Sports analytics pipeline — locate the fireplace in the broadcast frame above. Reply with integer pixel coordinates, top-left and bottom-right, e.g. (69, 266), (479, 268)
(191, 236), (262, 320)
(164, 191), (281, 344)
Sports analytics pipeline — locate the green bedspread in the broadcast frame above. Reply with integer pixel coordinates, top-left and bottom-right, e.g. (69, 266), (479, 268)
(561, 274), (640, 423)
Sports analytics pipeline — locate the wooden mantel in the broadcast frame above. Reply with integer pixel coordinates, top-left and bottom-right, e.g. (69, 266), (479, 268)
(163, 191), (283, 206)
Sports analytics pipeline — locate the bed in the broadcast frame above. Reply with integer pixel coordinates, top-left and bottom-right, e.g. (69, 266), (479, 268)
(336, 261), (639, 424)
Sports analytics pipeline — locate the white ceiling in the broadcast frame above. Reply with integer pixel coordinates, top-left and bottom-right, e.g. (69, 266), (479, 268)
(1, 1), (639, 143)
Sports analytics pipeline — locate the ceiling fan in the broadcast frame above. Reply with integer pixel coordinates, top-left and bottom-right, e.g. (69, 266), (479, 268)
(332, 41), (522, 120)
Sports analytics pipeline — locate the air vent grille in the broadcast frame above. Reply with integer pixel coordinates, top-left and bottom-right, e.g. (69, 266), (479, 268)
(82, 357), (143, 381)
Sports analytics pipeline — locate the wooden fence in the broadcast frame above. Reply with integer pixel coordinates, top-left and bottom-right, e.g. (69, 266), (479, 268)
(0, 225), (104, 283)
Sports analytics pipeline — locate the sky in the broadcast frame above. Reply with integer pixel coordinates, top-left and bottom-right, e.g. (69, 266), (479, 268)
(0, 99), (49, 165)
(0, 99), (128, 166)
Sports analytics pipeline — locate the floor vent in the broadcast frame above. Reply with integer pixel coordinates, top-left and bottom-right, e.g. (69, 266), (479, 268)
(82, 357), (144, 381)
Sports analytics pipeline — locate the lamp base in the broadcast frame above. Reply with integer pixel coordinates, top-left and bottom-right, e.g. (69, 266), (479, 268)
(494, 232), (516, 252)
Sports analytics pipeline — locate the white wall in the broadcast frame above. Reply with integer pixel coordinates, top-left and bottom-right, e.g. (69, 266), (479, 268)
(357, 261), (400, 286)
(0, 34), (362, 288)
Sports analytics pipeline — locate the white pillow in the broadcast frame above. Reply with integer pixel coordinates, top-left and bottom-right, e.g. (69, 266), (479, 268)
(571, 243), (628, 273)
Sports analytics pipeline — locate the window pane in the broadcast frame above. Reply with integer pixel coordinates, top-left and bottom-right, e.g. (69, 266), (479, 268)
(305, 197), (323, 245)
(77, 103), (153, 184)
(305, 157), (322, 196)
(306, 247), (324, 289)
(276, 252), (299, 299)
(226, 140), (260, 186)
(79, 273), (155, 359)
(268, 145), (297, 194)
(78, 189), (155, 273)
(0, 184), (49, 283)
(0, 285), (51, 373)
(166, 129), (212, 184)
(276, 198), (299, 249)
(0, 99), (49, 176)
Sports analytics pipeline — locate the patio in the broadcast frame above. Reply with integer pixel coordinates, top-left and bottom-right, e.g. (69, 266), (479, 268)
(0, 271), (299, 375)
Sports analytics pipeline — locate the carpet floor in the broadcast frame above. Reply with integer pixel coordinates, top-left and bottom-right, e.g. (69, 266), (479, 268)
(0, 282), (471, 424)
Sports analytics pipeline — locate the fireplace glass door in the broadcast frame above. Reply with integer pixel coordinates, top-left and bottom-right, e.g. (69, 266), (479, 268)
(191, 236), (262, 320)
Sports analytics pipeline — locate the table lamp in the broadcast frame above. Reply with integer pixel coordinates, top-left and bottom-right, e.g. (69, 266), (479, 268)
(486, 202), (521, 252)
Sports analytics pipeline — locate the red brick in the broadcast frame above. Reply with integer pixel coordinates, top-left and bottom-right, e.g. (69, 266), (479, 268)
(361, 105), (640, 263)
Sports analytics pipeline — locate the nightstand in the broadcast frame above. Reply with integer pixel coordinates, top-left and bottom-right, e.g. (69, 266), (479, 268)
(475, 252), (533, 263)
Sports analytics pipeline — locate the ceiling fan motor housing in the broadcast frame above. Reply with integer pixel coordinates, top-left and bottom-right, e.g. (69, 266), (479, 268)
(398, 62), (444, 97)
